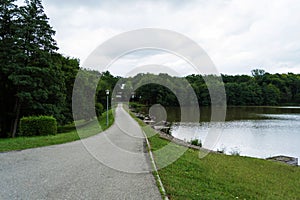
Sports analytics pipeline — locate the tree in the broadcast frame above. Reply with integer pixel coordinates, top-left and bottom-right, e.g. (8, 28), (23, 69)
(1, 0), (64, 137)
(52, 54), (80, 124)
(262, 83), (280, 105)
(251, 69), (266, 77)
(0, 0), (20, 137)
(252, 69), (266, 86)
(96, 71), (119, 109)
(0, 1), (124, 137)
(73, 69), (100, 121)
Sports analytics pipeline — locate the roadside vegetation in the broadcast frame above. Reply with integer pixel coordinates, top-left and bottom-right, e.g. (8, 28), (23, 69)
(0, 110), (114, 152)
(130, 112), (300, 200)
(0, 0), (119, 138)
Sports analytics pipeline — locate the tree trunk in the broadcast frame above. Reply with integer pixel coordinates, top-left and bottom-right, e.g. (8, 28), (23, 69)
(11, 97), (21, 138)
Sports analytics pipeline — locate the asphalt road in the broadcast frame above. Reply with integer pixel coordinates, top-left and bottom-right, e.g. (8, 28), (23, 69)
(0, 104), (162, 200)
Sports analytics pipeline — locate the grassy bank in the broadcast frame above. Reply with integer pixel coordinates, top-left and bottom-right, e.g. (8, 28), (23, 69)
(0, 110), (114, 152)
(131, 113), (300, 200)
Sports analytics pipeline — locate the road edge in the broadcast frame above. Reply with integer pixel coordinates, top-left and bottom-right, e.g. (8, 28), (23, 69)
(122, 104), (168, 200)
(141, 129), (169, 200)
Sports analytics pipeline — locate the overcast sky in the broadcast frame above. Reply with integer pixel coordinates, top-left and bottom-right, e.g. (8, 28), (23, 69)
(23, 0), (300, 76)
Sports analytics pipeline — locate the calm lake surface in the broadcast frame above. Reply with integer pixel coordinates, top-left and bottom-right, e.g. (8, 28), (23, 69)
(157, 106), (300, 160)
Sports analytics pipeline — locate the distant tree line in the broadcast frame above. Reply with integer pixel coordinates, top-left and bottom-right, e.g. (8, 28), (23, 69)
(126, 70), (300, 107)
(223, 69), (300, 106)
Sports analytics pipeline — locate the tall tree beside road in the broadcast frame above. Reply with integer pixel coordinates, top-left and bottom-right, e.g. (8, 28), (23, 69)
(0, 0), (19, 137)
(0, 0), (66, 137)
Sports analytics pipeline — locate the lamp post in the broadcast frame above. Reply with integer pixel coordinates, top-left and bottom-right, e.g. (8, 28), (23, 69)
(106, 89), (109, 126)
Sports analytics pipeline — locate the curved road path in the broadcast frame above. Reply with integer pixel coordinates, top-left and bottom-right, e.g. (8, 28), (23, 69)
(0, 104), (161, 200)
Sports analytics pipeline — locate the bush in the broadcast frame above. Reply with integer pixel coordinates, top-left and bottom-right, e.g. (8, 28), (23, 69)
(217, 148), (225, 154)
(95, 103), (104, 117)
(20, 116), (57, 136)
(57, 123), (75, 133)
(190, 139), (202, 147)
(129, 102), (145, 112)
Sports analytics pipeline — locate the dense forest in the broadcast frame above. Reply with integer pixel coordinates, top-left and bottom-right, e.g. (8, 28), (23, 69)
(0, 0), (118, 137)
(1, 0), (300, 138)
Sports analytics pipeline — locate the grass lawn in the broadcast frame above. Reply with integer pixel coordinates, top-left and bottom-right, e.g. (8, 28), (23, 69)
(0, 110), (114, 152)
(132, 113), (300, 200)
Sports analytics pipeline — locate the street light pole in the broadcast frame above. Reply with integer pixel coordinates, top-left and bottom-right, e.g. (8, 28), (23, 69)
(106, 89), (109, 126)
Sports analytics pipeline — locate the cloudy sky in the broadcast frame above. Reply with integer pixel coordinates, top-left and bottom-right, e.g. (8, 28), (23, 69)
(24, 0), (300, 76)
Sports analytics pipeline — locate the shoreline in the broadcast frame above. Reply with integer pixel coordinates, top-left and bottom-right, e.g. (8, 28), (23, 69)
(130, 108), (299, 166)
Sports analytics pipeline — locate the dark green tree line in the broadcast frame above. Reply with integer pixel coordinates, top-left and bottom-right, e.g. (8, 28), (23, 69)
(126, 70), (300, 107)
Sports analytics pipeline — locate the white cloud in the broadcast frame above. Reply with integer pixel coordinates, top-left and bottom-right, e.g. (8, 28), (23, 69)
(37, 0), (300, 75)
(108, 50), (195, 77)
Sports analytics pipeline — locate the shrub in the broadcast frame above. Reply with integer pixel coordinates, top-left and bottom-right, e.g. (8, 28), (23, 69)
(20, 116), (57, 136)
(95, 103), (104, 117)
(217, 146), (226, 154)
(57, 123), (75, 133)
(129, 102), (145, 112)
(129, 102), (142, 109)
(190, 139), (202, 147)
(217, 148), (225, 154)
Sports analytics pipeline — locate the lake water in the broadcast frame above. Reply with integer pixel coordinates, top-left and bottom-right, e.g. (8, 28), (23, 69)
(160, 106), (300, 160)
(138, 107), (300, 161)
